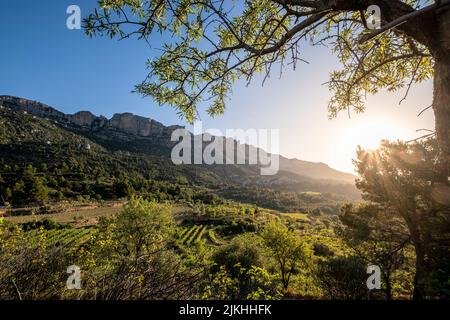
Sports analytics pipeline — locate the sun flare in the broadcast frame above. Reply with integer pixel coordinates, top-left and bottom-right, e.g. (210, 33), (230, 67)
(333, 118), (411, 173)
(350, 120), (405, 150)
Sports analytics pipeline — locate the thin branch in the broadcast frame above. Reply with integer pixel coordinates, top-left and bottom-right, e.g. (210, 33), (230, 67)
(12, 279), (23, 300)
(399, 58), (422, 105)
(406, 132), (436, 143)
(416, 128), (434, 133)
(417, 104), (433, 117)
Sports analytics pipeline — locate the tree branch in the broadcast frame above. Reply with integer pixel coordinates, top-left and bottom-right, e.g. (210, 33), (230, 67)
(359, 0), (450, 44)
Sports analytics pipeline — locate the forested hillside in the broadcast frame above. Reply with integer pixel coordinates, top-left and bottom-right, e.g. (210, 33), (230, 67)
(0, 96), (359, 209)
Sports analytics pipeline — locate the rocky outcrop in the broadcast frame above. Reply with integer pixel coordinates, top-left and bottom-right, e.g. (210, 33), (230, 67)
(0, 95), (183, 138)
(0, 96), (67, 121)
(108, 113), (166, 136)
(70, 111), (97, 127)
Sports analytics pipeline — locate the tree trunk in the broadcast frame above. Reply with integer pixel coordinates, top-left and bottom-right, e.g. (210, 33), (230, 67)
(412, 240), (426, 300)
(432, 53), (450, 176)
(403, 213), (426, 300)
(384, 271), (392, 300)
(432, 9), (450, 203)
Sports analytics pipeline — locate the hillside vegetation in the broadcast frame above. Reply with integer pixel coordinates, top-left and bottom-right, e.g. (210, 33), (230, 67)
(1, 98), (446, 300)
(0, 100), (357, 210)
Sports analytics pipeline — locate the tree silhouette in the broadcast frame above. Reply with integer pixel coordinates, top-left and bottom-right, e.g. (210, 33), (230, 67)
(352, 139), (450, 299)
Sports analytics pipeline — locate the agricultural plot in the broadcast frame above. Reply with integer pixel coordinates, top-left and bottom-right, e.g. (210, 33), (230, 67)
(178, 224), (223, 246)
(282, 213), (310, 222)
(206, 229), (224, 245)
(26, 227), (96, 247)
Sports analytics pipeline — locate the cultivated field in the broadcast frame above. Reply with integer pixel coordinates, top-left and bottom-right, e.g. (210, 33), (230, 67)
(177, 224), (224, 246)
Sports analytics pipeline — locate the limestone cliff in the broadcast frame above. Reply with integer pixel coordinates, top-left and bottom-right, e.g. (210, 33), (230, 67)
(0, 95), (183, 138)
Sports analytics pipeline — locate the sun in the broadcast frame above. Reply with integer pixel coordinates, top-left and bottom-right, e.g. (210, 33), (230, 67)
(349, 119), (409, 150)
(351, 121), (395, 150)
(332, 118), (411, 173)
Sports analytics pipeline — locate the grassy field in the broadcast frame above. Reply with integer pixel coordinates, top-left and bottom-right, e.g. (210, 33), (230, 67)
(4, 202), (194, 227)
(5, 205), (123, 226)
(282, 212), (310, 222)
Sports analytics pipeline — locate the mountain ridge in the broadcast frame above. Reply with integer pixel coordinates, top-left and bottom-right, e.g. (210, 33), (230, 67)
(0, 95), (184, 138)
(0, 95), (356, 186)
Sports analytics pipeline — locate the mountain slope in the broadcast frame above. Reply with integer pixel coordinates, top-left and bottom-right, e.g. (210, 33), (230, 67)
(279, 157), (355, 184)
(0, 95), (360, 202)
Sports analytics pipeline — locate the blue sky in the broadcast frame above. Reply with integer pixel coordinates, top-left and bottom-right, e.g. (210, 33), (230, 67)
(0, 1), (435, 173)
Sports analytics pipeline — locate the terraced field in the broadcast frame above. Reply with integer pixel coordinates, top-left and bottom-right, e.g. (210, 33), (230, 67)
(178, 224), (223, 246)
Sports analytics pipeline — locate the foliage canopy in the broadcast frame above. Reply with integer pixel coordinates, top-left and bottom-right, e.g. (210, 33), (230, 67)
(84, 0), (435, 122)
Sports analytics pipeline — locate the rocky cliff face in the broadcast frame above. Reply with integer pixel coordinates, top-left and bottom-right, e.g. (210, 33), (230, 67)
(0, 95), (183, 137)
(108, 113), (166, 136)
(0, 96), (67, 120)
(71, 111), (98, 127)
